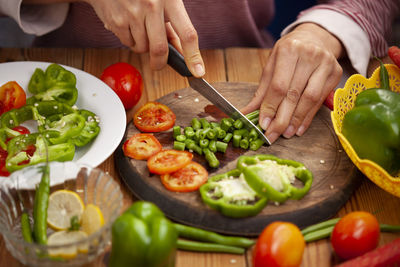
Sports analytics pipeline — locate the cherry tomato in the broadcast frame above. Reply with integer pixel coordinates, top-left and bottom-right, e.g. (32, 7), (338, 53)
(0, 81), (26, 116)
(0, 147), (9, 177)
(123, 133), (162, 160)
(253, 222), (305, 267)
(388, 46), (400, 68)
(160, 162), (208, 192)
(331, 211), (380, 260)
(100, 62), (143, 109)
(134, 102), (176, 132)
(323, 90), (334, 111)
(147, 149), (193, 175)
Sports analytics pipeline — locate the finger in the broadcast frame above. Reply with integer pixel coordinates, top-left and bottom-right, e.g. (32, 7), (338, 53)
(111, 23), (136, 48)
(240, 51), (276, 115)
(258, 45), (298, 131)
(129, 10), (148, 53)
(166, 22), (183, 54)
(293, 60), (342, 136)
(145, 5), (169, 70)
(166, 1), (205, 77)
(276, 57), (319, 138)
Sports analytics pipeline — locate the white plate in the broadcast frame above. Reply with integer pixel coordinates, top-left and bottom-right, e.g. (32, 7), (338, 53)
(0, 61), (126, 175)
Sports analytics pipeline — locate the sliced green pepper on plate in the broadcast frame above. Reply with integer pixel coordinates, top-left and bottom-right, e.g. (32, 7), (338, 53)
(199, 169), (268, 218)
(6, 133), (75, 172)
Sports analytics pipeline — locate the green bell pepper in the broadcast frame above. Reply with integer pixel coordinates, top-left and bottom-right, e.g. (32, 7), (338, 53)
(109, 201), (177, 267)
(41, 113), (86, 144)
(6, 133), (75, 172)
(0, 101), (75, 129)
(0, 127), (21, 150)
(28, 64), (78, 105)
(342, 88), (400, 175)
(236, 154), (313, 202)
(199, 169), (268, 218)
(26, 85), (78, 106)
(70, 109), (100, 147)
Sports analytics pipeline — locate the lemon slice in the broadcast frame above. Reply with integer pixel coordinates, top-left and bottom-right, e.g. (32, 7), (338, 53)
(47, 230), (89, 259)
(81, 204), (104, 235)
(47, 190), (85, 230)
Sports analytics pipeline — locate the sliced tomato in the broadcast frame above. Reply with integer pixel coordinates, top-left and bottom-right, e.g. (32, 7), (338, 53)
(0, 147), (9, 177)
(160, 162), (208, 192)
(134, 102), (176, 132)
(0, 81), (26, 116)
(123, 133), (162, 160)
(147, 149), (193, 175)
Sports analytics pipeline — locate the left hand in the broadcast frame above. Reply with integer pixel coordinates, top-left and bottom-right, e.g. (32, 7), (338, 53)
(241, 23), (343, 143)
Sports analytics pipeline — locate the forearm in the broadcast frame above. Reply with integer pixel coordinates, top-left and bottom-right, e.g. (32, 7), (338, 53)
(22, 0), (79, 3)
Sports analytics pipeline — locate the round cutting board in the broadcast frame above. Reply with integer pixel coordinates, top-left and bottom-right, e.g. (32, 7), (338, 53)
(115, 82), (362, 236)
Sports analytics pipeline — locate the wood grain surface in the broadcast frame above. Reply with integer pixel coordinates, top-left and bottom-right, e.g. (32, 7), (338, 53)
(1, 47), (400, 267)
(116, 82), (361, 236)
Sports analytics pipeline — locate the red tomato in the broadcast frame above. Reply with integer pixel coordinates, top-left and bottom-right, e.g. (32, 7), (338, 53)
(160, 162), (208, 192)
(12, 126), (30, 135)
(123, 133), (162, 160)
(0, 81), (26, 116)
(253, 222), (305, 267)
(134, 102), (176, 132)
(147, 149), (193, 175)
(331, 211), (380, 260)
(0, 147), (9, 177)
(100, 62), (143, 109)
(388, 46), (400, 68)
(323, 90), (334, 111)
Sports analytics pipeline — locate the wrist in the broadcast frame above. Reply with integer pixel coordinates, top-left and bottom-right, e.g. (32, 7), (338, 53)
(295, 23), (344, 59)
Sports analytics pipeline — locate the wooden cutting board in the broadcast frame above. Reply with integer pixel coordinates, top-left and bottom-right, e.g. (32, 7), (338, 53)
(114, 82), (362, 236)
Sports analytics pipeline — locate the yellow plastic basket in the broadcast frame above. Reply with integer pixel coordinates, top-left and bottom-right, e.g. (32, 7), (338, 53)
(331, 64), (400, 197)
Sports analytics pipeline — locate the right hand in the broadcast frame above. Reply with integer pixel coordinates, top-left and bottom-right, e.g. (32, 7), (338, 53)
(85, 0), (205, 77)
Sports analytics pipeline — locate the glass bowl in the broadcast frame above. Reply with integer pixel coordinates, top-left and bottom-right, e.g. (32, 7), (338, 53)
(331, 64), (400, 197)
(0, 161), (123, 266)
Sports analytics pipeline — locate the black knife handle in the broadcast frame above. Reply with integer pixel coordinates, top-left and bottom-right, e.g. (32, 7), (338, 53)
(167, 43), (193, 77)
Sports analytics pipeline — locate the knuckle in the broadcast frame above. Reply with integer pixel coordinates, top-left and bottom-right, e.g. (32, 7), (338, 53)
(144, 0), (158, 11)
(286, 89), (301, 104)
(150, 41), (168, 57)
(302, 90), (320, 104)
(269, 80), (287, 97)
(181, 27), (198, 43)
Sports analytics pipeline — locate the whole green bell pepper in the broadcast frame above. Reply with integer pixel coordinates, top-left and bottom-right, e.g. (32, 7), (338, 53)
(342, 88), (400, 175)
(236, 154), (313, 202)
(6, 132), (75, 172)
(199, 169), (268, 218)
(109, 201), (177, 267)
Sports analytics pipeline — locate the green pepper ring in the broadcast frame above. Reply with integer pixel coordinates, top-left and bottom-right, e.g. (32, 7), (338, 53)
(199, 169), (268, 218)
(237, 154), (313, 202)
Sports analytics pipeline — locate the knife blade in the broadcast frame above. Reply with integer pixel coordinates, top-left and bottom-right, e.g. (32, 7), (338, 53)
(167, 43), (271, 146)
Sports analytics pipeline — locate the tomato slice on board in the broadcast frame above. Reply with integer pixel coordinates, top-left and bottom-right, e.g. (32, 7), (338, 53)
(160, 162), (208, 192)
(134, 102), (176, 132)
(0, 81), (26, 116)
(147, 150), (193, 175)
(123, 133), (162, 160)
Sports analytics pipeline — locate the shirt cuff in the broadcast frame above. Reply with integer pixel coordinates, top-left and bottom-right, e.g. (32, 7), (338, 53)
(281, 9), (370, 76)
(0, 0), (69, 36)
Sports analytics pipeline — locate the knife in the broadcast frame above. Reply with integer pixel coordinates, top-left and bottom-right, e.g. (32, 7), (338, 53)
(167, 43), (271, 146)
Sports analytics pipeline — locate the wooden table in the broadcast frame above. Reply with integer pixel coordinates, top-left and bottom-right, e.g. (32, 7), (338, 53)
(0, 47), (399, 267)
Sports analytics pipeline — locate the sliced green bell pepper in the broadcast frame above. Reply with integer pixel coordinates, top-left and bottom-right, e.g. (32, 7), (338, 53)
(6, 133), (75, 172)
(342, 88), (400, 175)
(28, 68), (47, 94)
(109, 201), (177, 267)
(43, 113), (86, 144)
(199, 169), (268, 218)
(236, 154), (313, 202)
(44, 63), (77, 89)
(26, 85), (78, 106)
(70, 109), (100, 147)
(0, 127), (21, 150)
